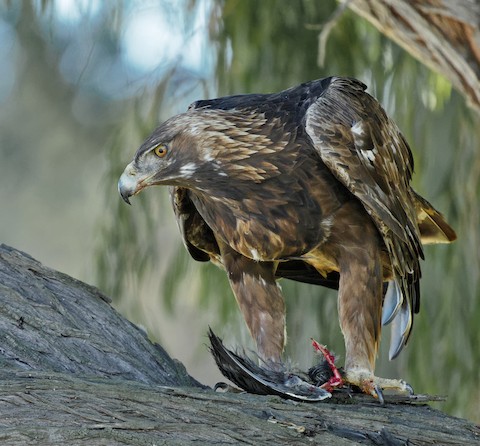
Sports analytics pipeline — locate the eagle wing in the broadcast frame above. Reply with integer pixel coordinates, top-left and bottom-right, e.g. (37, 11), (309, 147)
(169, 186), (219, 262)
(305, 77), (423, 358)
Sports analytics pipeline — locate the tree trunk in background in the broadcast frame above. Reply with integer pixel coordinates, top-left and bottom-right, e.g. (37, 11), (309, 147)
(348, 0), (480, 113)
(0, 244), (479, 445)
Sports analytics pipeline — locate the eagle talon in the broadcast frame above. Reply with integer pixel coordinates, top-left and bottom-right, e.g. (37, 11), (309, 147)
(404, 381), (414, 395)
(345, 369), (414, 403)
(374, 384), (385, 405)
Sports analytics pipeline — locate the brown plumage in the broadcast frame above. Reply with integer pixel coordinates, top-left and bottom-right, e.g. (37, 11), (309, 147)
(118, 77), (456, 397)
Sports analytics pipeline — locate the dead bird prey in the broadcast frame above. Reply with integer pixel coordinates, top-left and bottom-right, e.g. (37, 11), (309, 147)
(208, 328), (342, 402)
(118, 77), (456, 400)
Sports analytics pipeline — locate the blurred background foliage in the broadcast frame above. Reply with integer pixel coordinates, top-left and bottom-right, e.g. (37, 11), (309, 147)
(0, 0), (477, 421)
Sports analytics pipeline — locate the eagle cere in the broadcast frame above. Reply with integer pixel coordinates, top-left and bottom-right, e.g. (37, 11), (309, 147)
(118, 77), (456, 398)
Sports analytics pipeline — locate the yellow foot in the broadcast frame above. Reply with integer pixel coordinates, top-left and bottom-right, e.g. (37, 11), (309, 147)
(344, 369), (414, 404)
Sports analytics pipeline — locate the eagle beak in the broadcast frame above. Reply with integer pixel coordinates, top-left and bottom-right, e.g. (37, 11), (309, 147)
(119, 186), (131, 205)
(118, 162), (145, 205)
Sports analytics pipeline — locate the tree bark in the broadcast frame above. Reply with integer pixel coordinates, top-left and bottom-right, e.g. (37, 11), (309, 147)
(347, 0), (480, 113)
(0, 244), (479, 445)
(0, 244), (200, 388)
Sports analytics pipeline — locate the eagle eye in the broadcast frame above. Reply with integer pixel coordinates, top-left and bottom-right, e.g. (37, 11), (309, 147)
(153, 144), (168, 158)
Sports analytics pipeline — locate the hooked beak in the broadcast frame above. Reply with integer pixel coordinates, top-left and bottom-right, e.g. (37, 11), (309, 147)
(118, 162), (151, 205)
(119, 185), (131, 205)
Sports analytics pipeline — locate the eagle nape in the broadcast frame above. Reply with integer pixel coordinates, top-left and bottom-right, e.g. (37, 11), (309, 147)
(118, 76), (456, 403)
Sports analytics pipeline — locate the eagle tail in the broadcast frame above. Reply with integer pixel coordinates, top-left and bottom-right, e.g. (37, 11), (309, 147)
(382, 279), (415, 360)
(388, 296), (413, 360)
(414, 192), (457, 244)
(381, 280), (402, 326)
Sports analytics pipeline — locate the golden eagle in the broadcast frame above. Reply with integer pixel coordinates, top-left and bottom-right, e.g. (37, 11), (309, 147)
(118, 77), (456, 398)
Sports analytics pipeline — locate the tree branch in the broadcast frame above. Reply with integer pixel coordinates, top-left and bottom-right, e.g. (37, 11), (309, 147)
(347, 0), (480, 112)
(0, 244), (478, 445)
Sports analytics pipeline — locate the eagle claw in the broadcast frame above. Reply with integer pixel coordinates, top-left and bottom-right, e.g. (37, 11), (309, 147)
(405, 382), (415, 395)
(344, 369), (414, 402)
(374, 384), (385, 405)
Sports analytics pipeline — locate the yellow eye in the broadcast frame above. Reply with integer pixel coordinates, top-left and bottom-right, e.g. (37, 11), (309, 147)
(154, 144), (168, 158)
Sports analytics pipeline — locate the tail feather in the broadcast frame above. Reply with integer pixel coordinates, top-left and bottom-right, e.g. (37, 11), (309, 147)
(382, 280), (402, 326)
(382, 279), (414, 360)
(388, 298), (413, 360)
(413, 191), (456, 244)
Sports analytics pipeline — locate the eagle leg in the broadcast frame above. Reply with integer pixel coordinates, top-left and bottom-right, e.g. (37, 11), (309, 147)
(219, 241), (285, 363)
(334, 216), (413, 400)
(310, 338), (413, 400)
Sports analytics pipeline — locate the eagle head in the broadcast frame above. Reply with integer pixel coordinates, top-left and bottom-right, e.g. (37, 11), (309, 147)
(119, 107), (281, 203)
(118, 112), (206, 204)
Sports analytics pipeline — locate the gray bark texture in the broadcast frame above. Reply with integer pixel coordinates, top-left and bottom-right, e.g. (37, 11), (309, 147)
(348, 0), (480, 113)
(0, 244), (479, 445)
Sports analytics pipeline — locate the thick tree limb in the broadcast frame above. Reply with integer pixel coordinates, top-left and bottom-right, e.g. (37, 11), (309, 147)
(0, 244), (200, 388)
(0, 244), (479, 445)
(347, 0), (480, 112)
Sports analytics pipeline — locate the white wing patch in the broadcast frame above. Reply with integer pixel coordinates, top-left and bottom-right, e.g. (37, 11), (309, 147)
(250, 248), (260, 261)
(351, 121), (377, 164)
(360, 148), (377, 163)
(351, 121), (364, 136)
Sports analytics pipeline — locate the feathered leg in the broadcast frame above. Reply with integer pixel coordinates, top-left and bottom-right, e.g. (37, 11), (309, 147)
(219, 241), (285, 362)
(336, 233), (412, 400)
